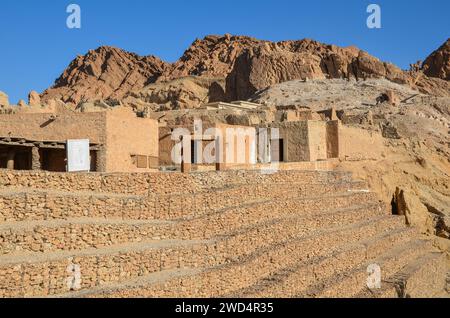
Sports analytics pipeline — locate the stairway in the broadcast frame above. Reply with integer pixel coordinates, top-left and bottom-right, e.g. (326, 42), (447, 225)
(0, 169), (448, 298)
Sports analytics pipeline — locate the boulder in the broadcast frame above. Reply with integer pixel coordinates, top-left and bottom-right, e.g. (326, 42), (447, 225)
(393, 187), (435, 234)
(17, 99), (27, 107)
(422, 38), (450, 80)
(28, 90), (41, 106)
(386, 90), (400, 106)
(0, 91), (9, 106)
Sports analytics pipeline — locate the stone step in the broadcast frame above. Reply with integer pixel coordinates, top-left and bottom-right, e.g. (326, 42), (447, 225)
(179, 201), (384, 239)
(191, 170), (355, 189)
(210, 206), (394, 263)
(0, 202), (382, 254)
(0, 204), (389, 297)
(0, 182), (373, 223)
(401, 253), (448, 298)
(0, 170), (354, 196)
(0, 238), (214, 298)
(0, 171), (154, 196)
(0, 188), (147, 223)
(229, 226), (419, 298)
(55, 268), (204, 298)
(151, 190), (378, 220)
(0, 218), (175, 255)
(66, 215), (408, 298)
(356, 251), (448, 298)
(301, 238), (436, 298)
(161, 180), (368, 219)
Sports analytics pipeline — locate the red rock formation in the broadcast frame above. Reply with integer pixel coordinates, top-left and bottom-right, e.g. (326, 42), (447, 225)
(41, 46), (168, 105)
(39, 36), (450, 107)
(158, 34), (263, 81)
(422, 38), (450, 80)
(28, 91), (41, 106)
(226, 39), (411, 101)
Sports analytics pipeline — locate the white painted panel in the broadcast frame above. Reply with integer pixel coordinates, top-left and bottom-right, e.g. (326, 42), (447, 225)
(250, 138), (257, 164)
(67, 139), (90, 172)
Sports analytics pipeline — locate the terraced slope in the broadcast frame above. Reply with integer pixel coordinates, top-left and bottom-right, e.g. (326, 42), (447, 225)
(0, 169), (447, 298)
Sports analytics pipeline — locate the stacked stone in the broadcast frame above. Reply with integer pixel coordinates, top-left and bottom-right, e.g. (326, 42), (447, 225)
(0, 169), (447, 298)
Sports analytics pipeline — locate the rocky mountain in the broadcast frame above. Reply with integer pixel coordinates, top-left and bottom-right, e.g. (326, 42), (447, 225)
(39, 35), (450, 108)
(121, 76), (226, 111)
(41, 46), (168, 105)
(225, 38), (450, 101)
(225, 39), (404, 100)
(158, 34), (263, 81)
(423, 38), (450, 80)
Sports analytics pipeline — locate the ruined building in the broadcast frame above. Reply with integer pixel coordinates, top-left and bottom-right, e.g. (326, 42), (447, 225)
(0, 101), (448, 298)
(0, 106), (158, 172)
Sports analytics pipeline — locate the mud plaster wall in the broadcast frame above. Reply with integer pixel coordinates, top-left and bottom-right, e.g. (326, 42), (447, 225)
(326, 121), (340, 159)
(274, 121), (310, 162)
(0, 111), (106, 144)
(105, 110), (159, 172)
(216, 123), (256, 165)
(339, 126), (384, 161)
(307, 121), (328, 161)
(159, 127), (175, 166)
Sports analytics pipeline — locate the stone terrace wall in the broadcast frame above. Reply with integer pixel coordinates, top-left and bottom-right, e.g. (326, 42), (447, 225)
(0, 168), (349, 197)
(0, 181), (369, 222)
(0, 170), (202, 196)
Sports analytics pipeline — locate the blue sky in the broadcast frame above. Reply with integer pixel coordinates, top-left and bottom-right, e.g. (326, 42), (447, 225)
(0, 0), (448, 103)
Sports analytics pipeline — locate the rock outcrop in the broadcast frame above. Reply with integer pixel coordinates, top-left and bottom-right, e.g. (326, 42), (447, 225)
(393, 187), (435, 235)
(37, 36), (450, 109)
(28, 91), (41, 107)
(122, 76), (226, 111)
(0, 91), (9, 106)
(226, 39), (412, 100)
(423, 38), (450, 80)
(158, 34), (262, 81)
(41, 46), (168, 105)
(17, 99), (27, 107)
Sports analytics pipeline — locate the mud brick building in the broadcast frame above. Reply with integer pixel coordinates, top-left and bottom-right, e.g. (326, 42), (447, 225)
(0, 107), (158, 172)
(160, 121), (256, 171)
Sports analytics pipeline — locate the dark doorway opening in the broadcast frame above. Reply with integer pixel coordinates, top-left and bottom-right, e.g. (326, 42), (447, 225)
(271, 139), (284, 162)
(0, 146), (32, 170)
(39, 148), (66, 172)
(191, 140), (196, 164)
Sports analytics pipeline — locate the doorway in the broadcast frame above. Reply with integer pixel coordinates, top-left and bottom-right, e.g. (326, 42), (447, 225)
(271, 139), (285, 162)
(0, 146), (32, 170)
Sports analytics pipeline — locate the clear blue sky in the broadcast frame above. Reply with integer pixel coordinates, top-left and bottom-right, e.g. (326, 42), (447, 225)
(0, 0), (448, 103)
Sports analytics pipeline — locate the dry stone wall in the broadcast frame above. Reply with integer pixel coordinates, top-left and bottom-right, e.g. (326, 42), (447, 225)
(0, 169), (447, 298)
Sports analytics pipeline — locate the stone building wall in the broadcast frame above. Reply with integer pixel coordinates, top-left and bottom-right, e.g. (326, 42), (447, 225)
(216, 123), (256, 166)
(159, 126), (175, 166)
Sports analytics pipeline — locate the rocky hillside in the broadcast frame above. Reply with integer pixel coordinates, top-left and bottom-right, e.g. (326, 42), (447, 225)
(158, 34), (262, 81)
(226, 39), (450, 101)
(39, 35), (450, 109)
(423, 38), (450, 80)
(252, 77), (450, 247)
(41, 46), (168, 105)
